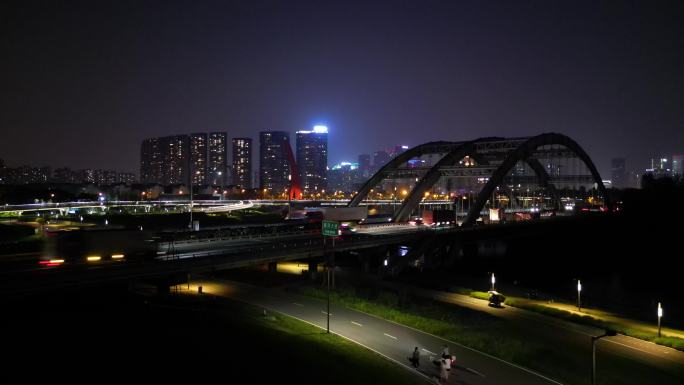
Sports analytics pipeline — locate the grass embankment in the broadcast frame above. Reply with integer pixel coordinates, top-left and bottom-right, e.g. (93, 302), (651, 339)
(171, 293), (428, 385)
(295, 285), (582, 384)
(503, 297), (684, 351)
(2, 288), (428, 384)
(447, 285), (684, 352)
(244, 303), (429, 385)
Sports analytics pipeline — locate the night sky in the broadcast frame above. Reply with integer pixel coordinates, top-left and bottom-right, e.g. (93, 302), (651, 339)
(2, 0), (683, 176)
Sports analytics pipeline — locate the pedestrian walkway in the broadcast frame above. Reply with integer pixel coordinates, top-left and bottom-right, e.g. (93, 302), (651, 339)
(520, 298), (684, 340)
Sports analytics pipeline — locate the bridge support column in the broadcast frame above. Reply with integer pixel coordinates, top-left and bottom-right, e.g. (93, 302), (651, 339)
(268, 261), (277, 274)
(308, 261), (318, 281)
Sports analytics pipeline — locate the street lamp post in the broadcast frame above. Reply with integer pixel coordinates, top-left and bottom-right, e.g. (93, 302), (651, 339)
(327, 235), (335, 334)
(393, 186), (397, 215)
(189, 170), (200, 230)
(658, 302), (663, 338)
(321, 220), (339, 335)
(577, 279), (582, 312)
(217, 171), (223, 201)
(591, 329), (617, 385)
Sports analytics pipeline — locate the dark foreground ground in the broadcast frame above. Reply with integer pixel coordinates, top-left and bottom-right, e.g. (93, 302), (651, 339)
(0, 285), (425, 384)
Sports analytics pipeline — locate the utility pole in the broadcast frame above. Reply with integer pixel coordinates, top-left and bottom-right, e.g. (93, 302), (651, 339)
(591, 330), (617, 385)
(322, 220), (339, 334)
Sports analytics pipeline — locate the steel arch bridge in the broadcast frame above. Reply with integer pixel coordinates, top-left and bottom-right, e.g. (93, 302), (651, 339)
(347, 133), (609, 227)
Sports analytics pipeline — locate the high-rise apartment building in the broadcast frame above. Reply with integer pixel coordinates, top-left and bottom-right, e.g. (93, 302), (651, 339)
(232, 138), (252, 188)
(296, 125), (328, 192)
(208, 132), (228, 186)
(190, 133), (208, 185)
(140, 137), (163, 184)
(260, 131), (291, 192)
(140, 135), (189, 185)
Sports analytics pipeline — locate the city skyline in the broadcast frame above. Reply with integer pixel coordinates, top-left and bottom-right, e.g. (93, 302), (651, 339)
(2, 1), (684, 179)
(2, 130), (682, 186)
(2, 2), (683, 382)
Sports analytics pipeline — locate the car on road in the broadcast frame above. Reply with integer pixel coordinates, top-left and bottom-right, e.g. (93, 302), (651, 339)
(487, 290), (506, 308)
(408, 217), (423, 226)
(339, 223), (356, 236)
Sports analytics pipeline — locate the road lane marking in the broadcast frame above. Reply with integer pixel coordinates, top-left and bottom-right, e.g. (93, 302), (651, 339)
(421, 348), (436, 355)
(348, 305), (563, 384)
(293, 302), (304, 307)
(322, 311), (331, 316)
(262, 309), (434, 383)
(351, 321), (363, 327)
(384, 333), (398, 340)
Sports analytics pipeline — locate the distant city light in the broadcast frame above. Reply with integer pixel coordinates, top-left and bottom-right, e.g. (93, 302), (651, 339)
(297, 125), (329, 134)
(331, 161), (359, 170)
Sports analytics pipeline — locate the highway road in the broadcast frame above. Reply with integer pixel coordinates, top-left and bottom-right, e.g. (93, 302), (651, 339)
(192, 278), (563, 385)
(0, 225), (438, 295)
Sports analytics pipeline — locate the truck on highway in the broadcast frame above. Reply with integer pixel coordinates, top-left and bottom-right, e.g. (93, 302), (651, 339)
(44, 228), (158, 264)
(421, 209), (455, 225)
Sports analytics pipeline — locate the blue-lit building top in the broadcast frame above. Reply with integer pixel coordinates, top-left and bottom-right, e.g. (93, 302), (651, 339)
(296, 125), (328, 193)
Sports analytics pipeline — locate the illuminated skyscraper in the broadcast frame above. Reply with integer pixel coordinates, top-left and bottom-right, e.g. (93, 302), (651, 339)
(209, 132), (228, 185)
(260, 131), (291, 192)
(140, 137), (162, 184)
(164, 135), (189, 185)
(190, 133), (208, 185)
(232, 137), (252, 188)
(296, 125), (328, 193)
(140, 135), (188, 185)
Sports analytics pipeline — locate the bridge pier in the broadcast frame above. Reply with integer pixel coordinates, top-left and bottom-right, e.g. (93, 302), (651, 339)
(308, 261), (318, 281)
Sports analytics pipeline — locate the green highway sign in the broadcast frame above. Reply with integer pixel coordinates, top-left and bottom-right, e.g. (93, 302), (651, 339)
(322, 220), (339, 237)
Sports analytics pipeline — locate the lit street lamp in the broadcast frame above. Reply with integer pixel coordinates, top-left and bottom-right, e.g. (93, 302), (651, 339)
(491, 272), (496, 291)
(591, 329), (617, 385)
(577, 279), (582, 312)
(658, 302), (663, 338)
(217, 171), (223, 201)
